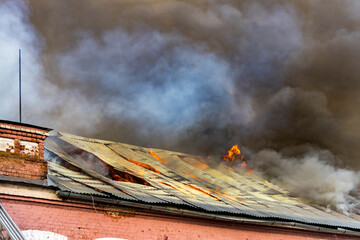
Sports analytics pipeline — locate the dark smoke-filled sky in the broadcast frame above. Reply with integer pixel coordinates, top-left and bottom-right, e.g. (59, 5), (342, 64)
(1, 0), (360, 212)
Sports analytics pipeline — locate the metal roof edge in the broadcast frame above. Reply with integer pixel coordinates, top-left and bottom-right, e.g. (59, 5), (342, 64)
(57, 190), (360, 237)
(0, 119), (52, 132)
(0, 175), (48, 187)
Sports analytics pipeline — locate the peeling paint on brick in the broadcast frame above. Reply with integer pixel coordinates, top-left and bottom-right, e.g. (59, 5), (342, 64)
(20, 140), (39, 157)
(0, 121), (50, 180)
(0, 137), (15, 153)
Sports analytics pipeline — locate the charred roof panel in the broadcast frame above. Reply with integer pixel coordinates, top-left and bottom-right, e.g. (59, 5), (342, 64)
(45, 132), (360, 230)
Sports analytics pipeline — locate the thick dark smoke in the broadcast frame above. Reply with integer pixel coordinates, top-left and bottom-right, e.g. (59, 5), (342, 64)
(1, 0), (360, 212)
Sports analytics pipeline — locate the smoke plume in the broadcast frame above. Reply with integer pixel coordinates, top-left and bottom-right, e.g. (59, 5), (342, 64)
(1, 0), (360, 212)
(248, 149), (360, 214)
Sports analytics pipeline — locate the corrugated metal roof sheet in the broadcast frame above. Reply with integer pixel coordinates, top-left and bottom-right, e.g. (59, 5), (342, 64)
(44, 132), (360, 230)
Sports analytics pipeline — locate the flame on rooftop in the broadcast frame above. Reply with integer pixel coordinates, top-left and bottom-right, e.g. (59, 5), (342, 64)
(223, 145), (242, 162)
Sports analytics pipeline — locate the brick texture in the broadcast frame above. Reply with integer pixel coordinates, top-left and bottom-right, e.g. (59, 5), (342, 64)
(0, 121), (49, 180)
(1, 196), (359, 240)
(0, 155), (47, 180)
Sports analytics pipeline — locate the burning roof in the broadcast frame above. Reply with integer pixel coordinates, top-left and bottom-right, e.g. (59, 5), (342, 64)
(45, 132), (360, 231)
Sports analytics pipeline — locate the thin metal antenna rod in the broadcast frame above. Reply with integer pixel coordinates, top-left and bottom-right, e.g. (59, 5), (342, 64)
(19, 49), (21, 123)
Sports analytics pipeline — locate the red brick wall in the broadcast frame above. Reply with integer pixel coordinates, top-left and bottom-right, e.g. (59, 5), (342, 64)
(1, 195), (359, 240)
(0, 121), (49, 180)
(0, 155), (47, 180)
(0, 121), (48, 159)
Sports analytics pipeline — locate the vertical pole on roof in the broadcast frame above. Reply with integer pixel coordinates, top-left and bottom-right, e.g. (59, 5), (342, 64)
(19, 49), (22, 123)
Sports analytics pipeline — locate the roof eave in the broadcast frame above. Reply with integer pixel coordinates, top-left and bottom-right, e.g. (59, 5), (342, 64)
(57, 190), (360, 237)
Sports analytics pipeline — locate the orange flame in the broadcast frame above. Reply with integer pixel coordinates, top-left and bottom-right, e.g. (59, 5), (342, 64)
(111, 174), (130, 182)
(150, 149), (168, 164)
(222, 145), (253, 173)
(183, 171), (204, 182)
(241, 159), (254, 173)
(186, 184), (220, 201)
(160, 182), (197, 199)
(241, 161), (246, 167)
(125, 158), (161, 174)
(221, 162), (233, 171)
(110, 171), (152, 186)
(223, 145), (241, 162)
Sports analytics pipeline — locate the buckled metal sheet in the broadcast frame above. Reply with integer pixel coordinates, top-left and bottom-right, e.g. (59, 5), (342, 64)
(44, 133), (360, 230)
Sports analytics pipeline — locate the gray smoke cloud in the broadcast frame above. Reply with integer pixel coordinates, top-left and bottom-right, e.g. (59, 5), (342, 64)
(248, 149), (360, 214)
(0, 0), (44, 121)
(1, 0), (360, 212)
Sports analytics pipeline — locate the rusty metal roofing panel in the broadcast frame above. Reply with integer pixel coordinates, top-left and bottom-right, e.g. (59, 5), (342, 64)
(46, 139), (139, 201)
(48, 173), (106, 197)
(59, 136), (162, 180)
(48, 162), (136, 200)
(44, 133), (360, 230)
(215, 195), (270, 217)
(137, 189), (188, 205)
(107, 143), (173, 177)
(48, 136), (189, 204)
(110, 182), (173, 204)
(56, 137), (189, 204)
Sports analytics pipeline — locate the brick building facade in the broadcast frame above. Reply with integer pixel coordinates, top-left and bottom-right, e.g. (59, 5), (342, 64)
(2, 194), (360, 240)
(1, 120), (360, 240)
(0, 120), (48, 182)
